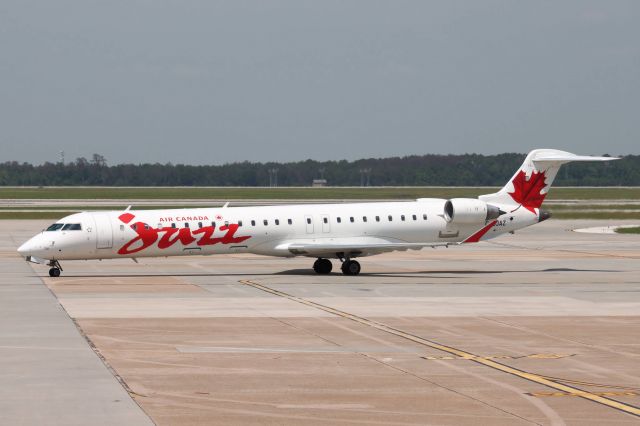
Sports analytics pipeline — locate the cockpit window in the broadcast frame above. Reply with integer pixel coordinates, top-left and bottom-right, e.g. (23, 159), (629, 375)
(62, 223), (82, 231)
(45, 223), (64, 231)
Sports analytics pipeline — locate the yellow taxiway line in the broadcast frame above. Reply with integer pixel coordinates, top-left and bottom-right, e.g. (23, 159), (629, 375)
(239, 279), (640, 418)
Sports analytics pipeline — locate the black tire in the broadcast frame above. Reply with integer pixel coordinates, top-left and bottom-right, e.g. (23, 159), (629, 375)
(313, 258), (332, 274)
(341, 260), (361, 276)
(318, 258), (332, 274)
(49, 267), (61, 277)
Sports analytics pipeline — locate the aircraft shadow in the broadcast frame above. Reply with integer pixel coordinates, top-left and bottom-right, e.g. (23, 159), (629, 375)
(280, 267), (620, 276)
(37, 272), (285, 278)
(35, 267), (619, 279)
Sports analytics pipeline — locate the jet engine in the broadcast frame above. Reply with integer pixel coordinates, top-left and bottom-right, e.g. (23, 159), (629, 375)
(443, 199), (503, 224)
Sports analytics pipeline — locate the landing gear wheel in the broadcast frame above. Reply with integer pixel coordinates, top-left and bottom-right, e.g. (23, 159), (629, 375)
(47, 260), (63, 277)
(313, 258), (333, 274)
(341, 260), (361, 276)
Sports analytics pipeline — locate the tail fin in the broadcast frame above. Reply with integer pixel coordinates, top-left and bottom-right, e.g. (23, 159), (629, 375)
(479, 149), (617, 213)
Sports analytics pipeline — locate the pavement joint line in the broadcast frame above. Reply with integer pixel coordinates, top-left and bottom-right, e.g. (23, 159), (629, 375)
(239, 279), (640, 418)
(478, 316), (640, 360)
(69, 317), (148, 398)
(258, 296), (540, 424)
(40, 266), (156, 409)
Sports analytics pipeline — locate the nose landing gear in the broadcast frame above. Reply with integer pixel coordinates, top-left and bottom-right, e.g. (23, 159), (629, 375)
(47, 260), (63, 277)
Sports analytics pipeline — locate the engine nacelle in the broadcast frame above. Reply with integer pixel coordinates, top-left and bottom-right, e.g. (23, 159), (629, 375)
(443, 198), (503, 224)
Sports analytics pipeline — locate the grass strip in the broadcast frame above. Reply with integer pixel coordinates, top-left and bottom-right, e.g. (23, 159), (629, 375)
(615, 226), (640, 234)
(544, 204), (640, 211)
(550, 211), (640, 220)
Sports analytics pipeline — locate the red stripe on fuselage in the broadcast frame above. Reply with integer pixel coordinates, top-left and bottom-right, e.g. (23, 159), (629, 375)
(462, 220), (498, 243)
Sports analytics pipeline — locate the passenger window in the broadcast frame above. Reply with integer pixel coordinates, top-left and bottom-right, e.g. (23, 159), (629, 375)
(45, 223), (64, 231)
(337, 217), (341, 223)
(412, 214), (417, 221)
(198, 222), (203, 228)
(157, 223), (162, 229)
(251, 220), (256, 226)
(224, 221), (229, 226)
(388, 215), (393, 221)
(306, 218), (311, 224)
(288, 219), (292, 225)
(350, 217), (354, 223)
(362, 216), (367, 222)
(423, 214), (428, 220)
(184, 223), (189, 228)
(275, 219), (280, 225)
(171, 223), (176, 228)
(212, 221), (216, 228)
(120, 225), (125, 231)
(144, 224), (149, 230)
(263, 219), (268, 226)
(323, 217), (328, 224)
(401, 215), (405, 221)
(375, 216), (380, 222)
(238, 220), (243, 227)
(132, 224), (137, 231)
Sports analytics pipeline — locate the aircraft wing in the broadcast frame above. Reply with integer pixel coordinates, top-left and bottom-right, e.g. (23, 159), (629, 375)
(277, 239), (454, 258)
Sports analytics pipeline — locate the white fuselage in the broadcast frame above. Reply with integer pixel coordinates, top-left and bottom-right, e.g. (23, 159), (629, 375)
(18, 199), (538, 262)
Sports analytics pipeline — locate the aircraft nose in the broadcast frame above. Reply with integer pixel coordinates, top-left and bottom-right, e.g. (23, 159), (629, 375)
(17, 239), (34, 256)
(17, 236), (43, 258)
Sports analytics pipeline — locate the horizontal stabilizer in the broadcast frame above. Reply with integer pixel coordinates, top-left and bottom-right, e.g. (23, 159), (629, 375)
(533, 154), (618, 163)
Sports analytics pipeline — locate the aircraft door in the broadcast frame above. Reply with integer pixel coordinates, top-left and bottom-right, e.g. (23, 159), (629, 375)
(93, 213), (113, 249)
(320, 214), (330, 233)
(304, 215), (314, 234)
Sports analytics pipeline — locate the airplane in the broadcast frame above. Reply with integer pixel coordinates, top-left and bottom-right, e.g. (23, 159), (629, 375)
(17, 149), (616, 277)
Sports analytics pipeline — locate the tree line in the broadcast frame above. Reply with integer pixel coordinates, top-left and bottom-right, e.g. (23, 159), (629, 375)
(0, 153), (638, 186)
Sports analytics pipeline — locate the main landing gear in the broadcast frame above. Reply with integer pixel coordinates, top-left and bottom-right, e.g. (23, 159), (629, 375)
(48, 260), (63, 277)
(312, 257), (361, 276)
(313, 258), (333, 274)
(341, 259), (361, 276)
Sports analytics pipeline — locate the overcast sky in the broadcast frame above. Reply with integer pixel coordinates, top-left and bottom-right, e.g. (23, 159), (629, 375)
(1, 1), (638, 165)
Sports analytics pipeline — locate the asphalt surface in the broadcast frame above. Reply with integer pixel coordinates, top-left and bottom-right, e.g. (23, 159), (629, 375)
(4, 219), (640, 425)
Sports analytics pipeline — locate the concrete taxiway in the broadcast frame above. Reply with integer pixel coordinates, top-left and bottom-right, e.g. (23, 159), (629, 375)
(3, 219), (640, 425)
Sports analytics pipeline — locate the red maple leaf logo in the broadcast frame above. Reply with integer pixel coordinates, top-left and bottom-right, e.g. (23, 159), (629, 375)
(508, 170), (547, 213)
